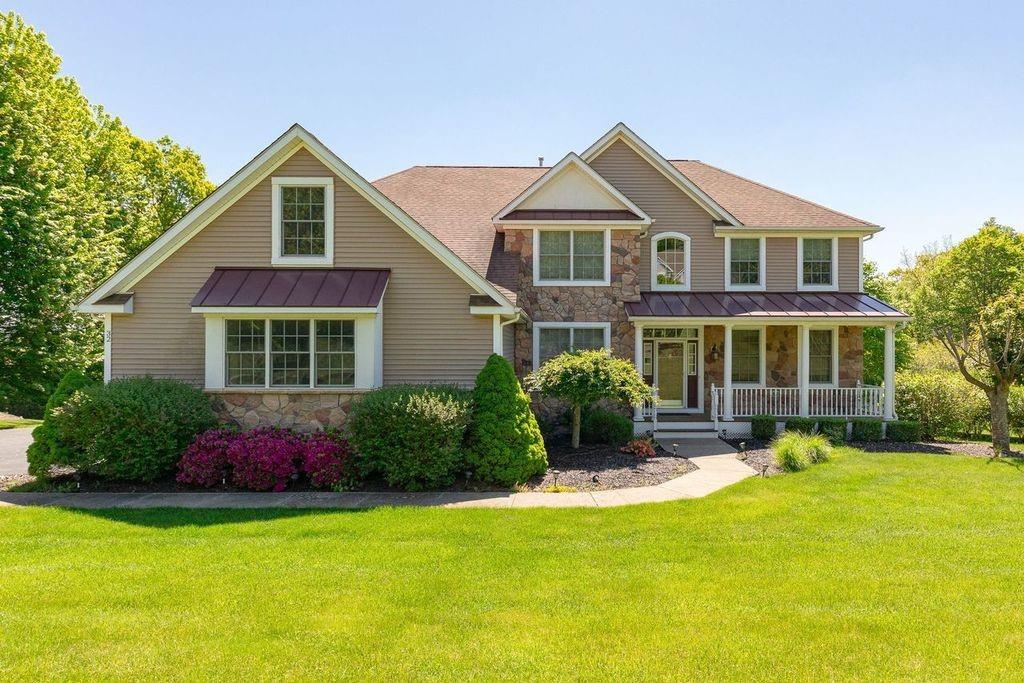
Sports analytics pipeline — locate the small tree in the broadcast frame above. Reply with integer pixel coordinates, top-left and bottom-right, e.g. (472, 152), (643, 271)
(526, 349), (653, 449)
(465, 354), (547, 486)
(903, 221), (1024, 455)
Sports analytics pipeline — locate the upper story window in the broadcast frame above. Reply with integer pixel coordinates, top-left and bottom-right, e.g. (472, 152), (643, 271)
(533, 229), (610, 286)
(271, 177), (334, 266)
(798, 237), (837, 291)
(652, 232), (691, 291)
(725, 236), (765, 291)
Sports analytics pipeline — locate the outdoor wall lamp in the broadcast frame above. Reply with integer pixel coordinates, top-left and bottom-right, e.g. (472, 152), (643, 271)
(709, 343), (721, 363)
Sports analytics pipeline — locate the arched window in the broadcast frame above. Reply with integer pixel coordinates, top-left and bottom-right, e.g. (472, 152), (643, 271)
(652, 232), (691, 290)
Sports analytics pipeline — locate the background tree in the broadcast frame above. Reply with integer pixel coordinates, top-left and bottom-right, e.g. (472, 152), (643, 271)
(902, 220), (1024, 454)
(861, 261), (913, 384)
(0, 12), (213, 417)
(526, 350), (653, 448)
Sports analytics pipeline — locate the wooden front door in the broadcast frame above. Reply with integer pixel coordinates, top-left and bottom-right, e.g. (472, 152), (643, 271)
(656, 339), (700, 409)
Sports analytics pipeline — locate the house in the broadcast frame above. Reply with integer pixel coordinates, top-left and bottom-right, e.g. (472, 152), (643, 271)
(78, 122), (908, 438)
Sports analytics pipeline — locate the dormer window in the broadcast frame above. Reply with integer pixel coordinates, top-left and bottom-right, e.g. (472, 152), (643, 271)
(533, 228), (611, 286)
(271, 177), (334, 265)
(652, 232), (691, 290)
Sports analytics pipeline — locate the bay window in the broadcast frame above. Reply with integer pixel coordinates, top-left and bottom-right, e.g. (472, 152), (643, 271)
(534, 229), (610, 285)
(224, 318), (357, 388)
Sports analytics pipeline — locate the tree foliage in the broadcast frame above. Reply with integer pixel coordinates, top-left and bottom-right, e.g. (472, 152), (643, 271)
(526, 350), (652, 448)
(901, 220), (1024, 454)
(0, 12), (213, 417)
(465, 354), (547, 486)
(861, 261), (913, 384)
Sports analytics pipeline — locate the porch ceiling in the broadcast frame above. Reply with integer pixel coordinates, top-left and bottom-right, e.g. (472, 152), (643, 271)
(626, 291), (909, 321)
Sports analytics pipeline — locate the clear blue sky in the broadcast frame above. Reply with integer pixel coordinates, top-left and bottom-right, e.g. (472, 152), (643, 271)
(14, 0), (1024, 270)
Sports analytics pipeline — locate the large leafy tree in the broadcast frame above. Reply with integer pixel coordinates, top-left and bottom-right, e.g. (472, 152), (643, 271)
(0, 12), (212, 416)
(902, 220), (1024, 454)
(861, 261), (913, 384)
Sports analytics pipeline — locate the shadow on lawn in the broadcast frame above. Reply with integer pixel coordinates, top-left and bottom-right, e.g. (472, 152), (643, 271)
(61, 506), (370, 529)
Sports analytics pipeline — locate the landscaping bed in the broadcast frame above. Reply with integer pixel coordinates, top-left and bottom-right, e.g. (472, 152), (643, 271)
(528, 438), (696, 491)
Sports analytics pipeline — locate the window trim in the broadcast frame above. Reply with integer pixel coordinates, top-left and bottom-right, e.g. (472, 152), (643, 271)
(797, 236), (838, 292)
(651, 232), (691, 291)
(271, 176), (334, 266)
(724, 236), (766, 292)
(532, 227), (612, 286)
(807, 325), (840, 387)
(730, 325), (766, 386)
(532, 322), (612, 370)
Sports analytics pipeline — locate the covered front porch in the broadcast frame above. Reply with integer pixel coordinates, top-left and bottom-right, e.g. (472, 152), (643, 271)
(626, 291), (910, 436)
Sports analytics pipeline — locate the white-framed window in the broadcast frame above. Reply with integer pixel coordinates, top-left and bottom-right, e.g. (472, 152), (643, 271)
(533, 228), (611, 286)
(225, 318), (356, 388)
(808, 327), (839, 385)
(651, 232), (691, 291)
(532, 322), (611, 368)
(271, 177), (334, 266)
(724, 236), (765, 291)
(730, 327), (765, 385)
(798, 237), (838, 291)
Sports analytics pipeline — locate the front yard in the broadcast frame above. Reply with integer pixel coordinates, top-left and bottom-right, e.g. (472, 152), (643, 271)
(1, 449), (1022, 679)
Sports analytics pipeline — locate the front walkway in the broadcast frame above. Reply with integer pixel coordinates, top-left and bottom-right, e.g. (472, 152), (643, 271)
(0, 439), (755, 509)
(0, 427), (33, 476)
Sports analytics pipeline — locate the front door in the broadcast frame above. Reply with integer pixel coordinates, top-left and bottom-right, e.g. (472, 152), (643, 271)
(655, 340), (699, 409)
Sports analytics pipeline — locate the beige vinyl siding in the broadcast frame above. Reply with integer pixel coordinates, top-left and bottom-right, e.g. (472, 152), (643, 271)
(838, 237), (861, 291)
(502, 323), (515, 364)
(765, 237), (796, 290)
(112, 148), (491, 386)
(589, 140), (722, 291)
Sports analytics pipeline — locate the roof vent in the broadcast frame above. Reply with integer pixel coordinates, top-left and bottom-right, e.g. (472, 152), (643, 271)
(538, 156), (544, 167)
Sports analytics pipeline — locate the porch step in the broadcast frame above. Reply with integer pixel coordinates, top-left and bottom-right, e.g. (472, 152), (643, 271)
(655, 420), (715, 431)
(654, 429), (721, 440)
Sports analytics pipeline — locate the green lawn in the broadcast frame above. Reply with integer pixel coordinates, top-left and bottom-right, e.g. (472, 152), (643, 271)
(0, 418), (40, 430)
(1, 450), (1022, 680)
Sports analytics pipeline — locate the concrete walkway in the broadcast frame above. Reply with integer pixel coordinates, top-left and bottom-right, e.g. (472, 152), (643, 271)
(0, 427), (34, 476)
(0, 439), (755, 509)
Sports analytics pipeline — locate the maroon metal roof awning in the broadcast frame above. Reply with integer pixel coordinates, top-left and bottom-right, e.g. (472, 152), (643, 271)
(625, 291), (909, 320)
(501, 209), (640, 221)
(191, 268), (389, 309)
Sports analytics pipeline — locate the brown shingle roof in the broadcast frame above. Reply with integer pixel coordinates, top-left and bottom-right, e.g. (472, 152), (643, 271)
(372, 161), (876, 295)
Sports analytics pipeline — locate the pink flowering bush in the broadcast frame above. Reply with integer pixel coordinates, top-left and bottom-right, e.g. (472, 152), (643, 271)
(226, 428), (303, 492)
(302, 431), (356, 489)
(177, 428), (239, 487)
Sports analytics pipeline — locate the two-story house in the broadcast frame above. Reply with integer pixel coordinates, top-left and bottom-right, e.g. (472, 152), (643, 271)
(78, 123), (908, 439)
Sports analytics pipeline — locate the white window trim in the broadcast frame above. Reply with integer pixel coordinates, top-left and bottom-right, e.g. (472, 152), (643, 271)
(723, 236), (766, 292)
(271, 176), (334, 266)
(651, 232), (691, 291)
(807, 325), (840, 387)
(204, 312), (378, 390)
(532, 322), (612, 370)
(797, 236), (838, 292)
(730, 325), (766, 387)
(532, 227), (612, 286)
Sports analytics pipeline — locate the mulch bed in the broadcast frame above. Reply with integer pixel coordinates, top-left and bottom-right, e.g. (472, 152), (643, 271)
(527, 438), (697, 491)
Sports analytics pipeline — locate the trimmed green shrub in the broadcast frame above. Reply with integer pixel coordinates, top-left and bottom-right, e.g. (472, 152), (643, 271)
(851, 418), (884, 442)
(750, 414), (777, 441)
(465, 355), (547, 487)
(349, 384), (472, 491)
(49, 377), (217, 481)
(582, 408), (634, 445)
(26, 369), (96, 477)
(817, 418), (848, 445)
(886, 420), (922, 442)
(772, 431), (833, 472)
(895, 371), (989, 439)
(784, 417), (817, 434)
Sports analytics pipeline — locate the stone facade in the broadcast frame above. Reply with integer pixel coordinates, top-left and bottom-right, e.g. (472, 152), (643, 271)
(839, 327), (864, 387)
(211, 392), (360, 432)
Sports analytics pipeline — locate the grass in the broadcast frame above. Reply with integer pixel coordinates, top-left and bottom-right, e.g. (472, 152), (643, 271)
(1, 449), (1022, 680)
(0, 418), (40, 430)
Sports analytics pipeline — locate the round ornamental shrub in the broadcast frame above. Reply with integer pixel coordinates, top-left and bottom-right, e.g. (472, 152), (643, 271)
(226, 428), (303, 492)
(26, 369), (96, 477)
(750, 415), (777, 441)
(50, 377), (217, 481)
(851, 418), (884, 442)
(772, 431), (833, 472)
(302, 431), (356, 490)
(817, 418), (847, 445)
(581, 408), (634, 445)
(177, 428), (239, 487)
(465, 355), (547, 487)
(886, 420), (922, 443)
(348, 385), (472, 491)
(784, 417), (817, 434)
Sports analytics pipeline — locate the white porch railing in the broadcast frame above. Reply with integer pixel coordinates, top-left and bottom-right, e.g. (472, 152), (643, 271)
(638, 385), (659, 429)
(711, 383), (885, 423)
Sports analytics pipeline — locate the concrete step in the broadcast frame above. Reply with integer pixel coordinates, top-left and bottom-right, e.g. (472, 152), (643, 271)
(654, 430), (721, 440)
(654, 420), (715, 431)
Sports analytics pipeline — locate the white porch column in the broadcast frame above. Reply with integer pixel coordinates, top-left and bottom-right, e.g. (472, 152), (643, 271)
(492, 315), (502, 356)
(633, 323), (644, 421)
(883, 324), (896, 420)
(799, 324), (810, 417)
(723, 324), (733, 420)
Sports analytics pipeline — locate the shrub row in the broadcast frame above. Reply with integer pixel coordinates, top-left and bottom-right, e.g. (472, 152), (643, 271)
(750, 414), (921, 444)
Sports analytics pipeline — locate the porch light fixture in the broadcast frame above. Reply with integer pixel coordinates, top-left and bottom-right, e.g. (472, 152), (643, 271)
(709, 343), (721, 363)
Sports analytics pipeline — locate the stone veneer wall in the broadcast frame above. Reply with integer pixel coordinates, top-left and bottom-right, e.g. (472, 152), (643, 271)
(210, 392), (360, 432)
(839, 327), (864, 387)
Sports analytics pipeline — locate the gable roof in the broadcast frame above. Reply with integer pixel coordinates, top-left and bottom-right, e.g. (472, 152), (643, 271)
(79, 125), (514, 312)
(671, 160), (877, 229)
(492, 152), (651, 225)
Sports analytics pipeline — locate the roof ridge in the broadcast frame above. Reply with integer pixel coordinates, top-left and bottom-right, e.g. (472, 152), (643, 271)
(675, 160), (876, 227)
